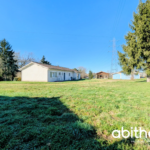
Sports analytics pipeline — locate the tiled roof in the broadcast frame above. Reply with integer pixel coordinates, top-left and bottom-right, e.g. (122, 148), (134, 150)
(96, 71), (109, 75)
(34, 62), (78, 72)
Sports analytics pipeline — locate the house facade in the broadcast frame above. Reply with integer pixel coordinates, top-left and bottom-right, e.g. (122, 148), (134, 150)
(19, 62), (80, 82)
(139, 72), (147, 78)
(96, 71), (109, 79)
(112, 71), (140, 80)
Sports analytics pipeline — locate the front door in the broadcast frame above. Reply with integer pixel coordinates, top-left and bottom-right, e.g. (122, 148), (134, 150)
(64, 73), (65, 80)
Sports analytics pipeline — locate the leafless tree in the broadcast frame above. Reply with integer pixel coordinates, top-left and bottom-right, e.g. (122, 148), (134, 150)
(107, 70), (112, 79)
(77, 66), (87, 79)
(92, 72), (96, 78)
(14, 52), (39, 68)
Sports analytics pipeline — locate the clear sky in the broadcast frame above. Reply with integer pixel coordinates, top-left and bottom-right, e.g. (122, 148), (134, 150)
(0, 0), (146, 73)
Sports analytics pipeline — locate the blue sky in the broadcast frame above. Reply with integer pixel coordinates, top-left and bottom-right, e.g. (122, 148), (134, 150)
(0, 0), (146, 73)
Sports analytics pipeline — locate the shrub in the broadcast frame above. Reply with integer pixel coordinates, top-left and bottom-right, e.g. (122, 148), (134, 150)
(13, 77), (18, 81)
(17, 77), (21, 81)
(13, 77), (21, 81)
(89, 70), (93, 79)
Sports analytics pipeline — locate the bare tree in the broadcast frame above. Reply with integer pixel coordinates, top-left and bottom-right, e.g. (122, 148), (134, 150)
(14, 52), (39, 68)
(107, 70), (112, 79)
(92, 72), (96, 78)
(77, 66), (87, 79)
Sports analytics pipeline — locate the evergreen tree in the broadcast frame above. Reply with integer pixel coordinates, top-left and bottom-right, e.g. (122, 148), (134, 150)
(73, 68), (78, 71)
(0, 39), (18, 80)
(8, 50), (18, 80)
(0, 39), (11, 80)
(0, 57), (2, 77)
(89, 70), (93, 79)
(41, 55), (46, 63)
(40, 55), (51, 65)
(118, 32), (140, 80)
(118, 0), (150, 82)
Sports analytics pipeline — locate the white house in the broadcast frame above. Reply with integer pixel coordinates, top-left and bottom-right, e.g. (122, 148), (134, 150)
(19, 62), (80, 82)
(112, 71), (140, 80)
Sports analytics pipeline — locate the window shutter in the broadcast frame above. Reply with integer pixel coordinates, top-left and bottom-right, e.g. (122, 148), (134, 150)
(56, 72), (57, 77)
(50, 72), (52, 77)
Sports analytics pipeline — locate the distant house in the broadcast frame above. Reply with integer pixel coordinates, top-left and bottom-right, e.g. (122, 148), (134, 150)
(112, 71), (140, 80)
(19, 62), (80, 82)
(96, 71), (109, 79)
(139, 72), (147, 78)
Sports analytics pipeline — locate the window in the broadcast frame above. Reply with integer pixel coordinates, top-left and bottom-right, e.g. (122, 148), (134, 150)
(69, 73), (70, 76)
(50, 72), (57, 77)
(52, 73), (55, 77)
(55, 72), (57, 77)
(59, 72), (61, 75)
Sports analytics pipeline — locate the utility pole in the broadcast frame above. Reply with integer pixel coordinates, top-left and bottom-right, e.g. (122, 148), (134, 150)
(111, 38), (118, 74)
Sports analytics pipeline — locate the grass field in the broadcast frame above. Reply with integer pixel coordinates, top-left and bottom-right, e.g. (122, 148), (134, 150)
(0, 79), (150, 149)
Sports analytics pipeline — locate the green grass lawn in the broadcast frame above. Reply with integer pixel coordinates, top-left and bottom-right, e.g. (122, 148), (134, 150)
(0, 79), (150, 149)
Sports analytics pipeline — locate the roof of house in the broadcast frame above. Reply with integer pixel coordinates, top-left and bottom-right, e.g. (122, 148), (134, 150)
(96, 71), (109, 75)
(19, 62), (80, 72)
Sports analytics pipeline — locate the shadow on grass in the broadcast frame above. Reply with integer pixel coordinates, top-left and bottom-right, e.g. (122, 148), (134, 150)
(0, 96), (136, 150)
(57, 79), (87, 82)
(136, 79), (147, 82)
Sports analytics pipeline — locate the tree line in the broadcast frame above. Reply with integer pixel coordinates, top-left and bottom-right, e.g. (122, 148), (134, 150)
(0, 39), (90, 81)
(74, 67), (95, 79)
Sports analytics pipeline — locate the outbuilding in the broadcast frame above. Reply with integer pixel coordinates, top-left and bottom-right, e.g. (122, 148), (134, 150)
(112, 71), (140, 80)
(96, 71), (109, 79)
